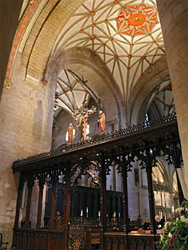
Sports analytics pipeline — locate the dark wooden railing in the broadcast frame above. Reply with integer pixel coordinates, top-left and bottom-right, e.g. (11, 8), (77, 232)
(12, 228), (65, 250)
(12, 228), (159, 250)
(104, 232), (159, 250)
(11, 114), (175, 250)
(13, 112), (178, 172)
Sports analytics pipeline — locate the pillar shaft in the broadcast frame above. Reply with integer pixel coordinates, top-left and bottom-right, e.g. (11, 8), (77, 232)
(36, 185), (44, 228)
(147, 167), (156, 234)
(113, 162), (116, 191)
(156, 0), (188, 188)
(25, 186), (32, 228)
(100, 157), (107, 232)
(122, 171), (129, 234)
(49, 183), (56, 229)
(63, 185), (71, 250)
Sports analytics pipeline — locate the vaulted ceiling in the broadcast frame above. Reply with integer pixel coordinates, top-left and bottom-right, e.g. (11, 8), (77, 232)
(7, 0), (167, 122)
(52, 0), (165, 104)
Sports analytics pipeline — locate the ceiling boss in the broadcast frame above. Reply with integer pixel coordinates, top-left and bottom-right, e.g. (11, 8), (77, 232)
(117, 4), (158, 36)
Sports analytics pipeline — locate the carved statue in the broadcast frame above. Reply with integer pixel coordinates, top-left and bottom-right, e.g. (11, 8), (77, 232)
(72, 110), (83, 141)
(68, 123), (74, 144)
(72, 100), (96, 141)
(55, 211), (61, 229)
(97, 110), (105, 135)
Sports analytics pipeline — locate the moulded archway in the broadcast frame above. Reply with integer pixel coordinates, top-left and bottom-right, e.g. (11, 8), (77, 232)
(129, 55), (169, 125)
(46, 47), (126, 129)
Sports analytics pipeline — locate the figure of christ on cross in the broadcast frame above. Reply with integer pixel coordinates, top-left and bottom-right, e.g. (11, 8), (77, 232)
(72, 100), (96, 141)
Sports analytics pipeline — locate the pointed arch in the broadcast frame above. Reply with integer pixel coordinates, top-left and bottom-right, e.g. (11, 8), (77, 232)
(46, 47), (126, 128)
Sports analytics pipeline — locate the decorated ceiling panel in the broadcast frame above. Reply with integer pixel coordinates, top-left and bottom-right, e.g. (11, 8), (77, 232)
(52, 0), (165, 105)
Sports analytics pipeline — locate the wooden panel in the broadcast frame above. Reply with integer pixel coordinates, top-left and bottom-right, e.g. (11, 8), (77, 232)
(105, 242), (112, 250)
(137, 238), (145, 250)
(137, 246), (143, 250)
(128, 238), (136, 250)
(26, 231), (35, 250)
(112, 243), (118, 250)
(13, 228), (159, 250)
(51, 232), (64, 250)
(145, 238), (155, 250)
(13, 229), (65, 250)
(119, 237), (126, 250)
(13, 229), (23, 248)
(119, 243), (125, 250)
(104, 237), (112, 250)
(145, 245), (154, 250)
(36, 231), (48, 250)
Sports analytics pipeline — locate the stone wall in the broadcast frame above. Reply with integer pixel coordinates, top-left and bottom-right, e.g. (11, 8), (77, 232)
(0, 52), (54, 245)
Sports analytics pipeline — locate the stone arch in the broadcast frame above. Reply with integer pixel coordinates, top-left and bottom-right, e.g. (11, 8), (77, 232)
(128, 55), (169, 125)
(46, 47), (126, 129)
(153, 159), (170, 184)
(22, 0), (87, 79)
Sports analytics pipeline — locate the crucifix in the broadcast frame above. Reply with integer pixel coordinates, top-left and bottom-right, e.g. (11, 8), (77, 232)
(72, 100), (96, 141)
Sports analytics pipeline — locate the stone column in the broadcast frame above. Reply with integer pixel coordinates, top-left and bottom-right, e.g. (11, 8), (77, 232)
(156, 0), (188, 188)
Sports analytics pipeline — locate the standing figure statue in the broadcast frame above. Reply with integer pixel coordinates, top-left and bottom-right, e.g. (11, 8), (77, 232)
(72, 110), (83, 141)
(72, 100), (96, 141)
(97, 110), (105, 135)
(55, 211), (62, 229)
(67, 123), (74, 144)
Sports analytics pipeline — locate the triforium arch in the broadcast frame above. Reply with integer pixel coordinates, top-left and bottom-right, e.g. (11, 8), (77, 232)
(46, 47), (126, 129)
(129, 55), (169, 125)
